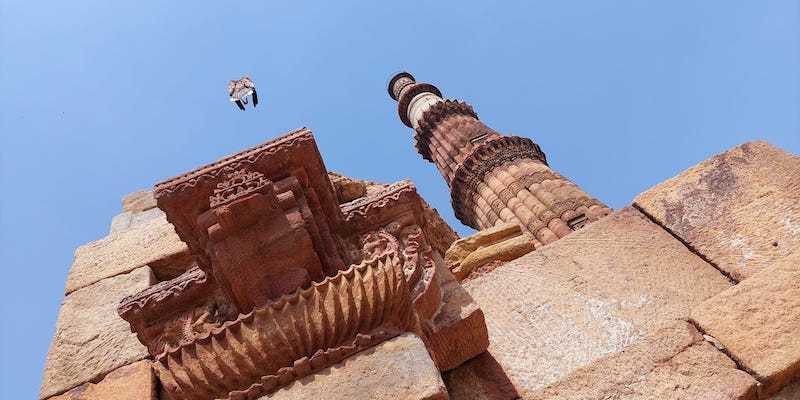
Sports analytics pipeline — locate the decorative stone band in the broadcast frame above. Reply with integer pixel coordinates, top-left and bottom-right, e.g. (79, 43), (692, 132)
(397, 83), (442, 128)
(208, 169), (271, 208)
(341, 180), (419, 227)
(155, 252), (415, 400)
(450, 136), (548, 228)
(414, 100), (480, 162)
(118, 267), (211, 330)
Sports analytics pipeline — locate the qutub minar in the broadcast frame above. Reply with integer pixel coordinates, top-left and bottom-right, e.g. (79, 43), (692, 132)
(40, 72), (800, 400)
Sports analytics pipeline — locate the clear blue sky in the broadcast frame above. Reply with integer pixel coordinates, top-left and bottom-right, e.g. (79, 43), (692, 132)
(1, 1), (798, 398)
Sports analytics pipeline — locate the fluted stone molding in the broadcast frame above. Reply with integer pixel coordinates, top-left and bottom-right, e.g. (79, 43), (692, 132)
(388, 72), (612, 247)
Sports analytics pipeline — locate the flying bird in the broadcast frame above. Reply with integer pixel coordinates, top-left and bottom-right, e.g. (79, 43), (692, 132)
(228, 76), (258, 111)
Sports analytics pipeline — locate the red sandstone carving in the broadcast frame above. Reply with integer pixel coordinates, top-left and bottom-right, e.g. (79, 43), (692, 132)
(388, 72), (612, 246)
(156, 253), (413, 400)
(117, 129), (486, 400)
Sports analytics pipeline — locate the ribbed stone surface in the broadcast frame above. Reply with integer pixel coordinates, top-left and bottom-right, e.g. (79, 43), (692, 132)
(65, 212), (187, 294)
(527, 321), (758, 400)
(263, 334), (447, 400)
(40, 267), (155, 399)
(691, 257), (800, 395)
(634, 141), (800, 281)
(461, 207), (731, 397)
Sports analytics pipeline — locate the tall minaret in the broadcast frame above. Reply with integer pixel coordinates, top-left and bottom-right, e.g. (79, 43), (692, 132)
(387, 72), (612, 248)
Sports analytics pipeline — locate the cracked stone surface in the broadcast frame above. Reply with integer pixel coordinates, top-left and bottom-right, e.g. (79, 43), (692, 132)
(40, 267), (155, 399)
(263, 334), (448, 400)
(634, 141), (800, 281)
(65, 212), (187, 294)
(691, 257), (800, 396)
(458, 207), (732, 397)
(527, 321), (758, 400)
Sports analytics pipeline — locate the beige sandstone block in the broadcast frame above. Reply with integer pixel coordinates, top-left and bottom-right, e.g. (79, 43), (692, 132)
(48, 361), (156, 400)
(122, 190), (157, 213)
(527, 321), (758, 400)
(263, 333), (448, 400)
(445, 222), (535, 280)
(691, 257), (800, 395)
(41, 267), (156, 399)
(634, 141), (800, 281)
(461, 207), (732, 397)
(65, 212), (187, 294)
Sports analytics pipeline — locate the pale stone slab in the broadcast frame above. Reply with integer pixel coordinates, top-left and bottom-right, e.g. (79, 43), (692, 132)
(109, 208), (165, 234)
(48, 361), (155, 400)
(66, 212), (187, 294)
(263, 333), (448, 400)
(461, 207), (732, 397)
(41, 267), (156, 399)
(634, 141), (800, 281)
(527, 321), (758, 400)
(691, 257), (800, 395)
(122, 190), (157, 213)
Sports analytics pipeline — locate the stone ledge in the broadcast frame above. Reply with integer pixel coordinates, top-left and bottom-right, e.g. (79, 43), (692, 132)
(691, 257), (800, 396)
(634, 141), (800, 281)
(47, 361), (155, 400)
(527, 321), (758, 400)
(65, 213), (187, 294)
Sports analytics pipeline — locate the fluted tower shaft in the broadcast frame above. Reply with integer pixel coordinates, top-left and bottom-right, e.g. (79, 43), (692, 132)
(388, 72), (612, 247)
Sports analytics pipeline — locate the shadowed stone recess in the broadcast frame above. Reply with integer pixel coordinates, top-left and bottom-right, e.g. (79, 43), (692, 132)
(460, 207), (732, 397)
(65, 213), (187, 294)
(635, 141), (800, 281)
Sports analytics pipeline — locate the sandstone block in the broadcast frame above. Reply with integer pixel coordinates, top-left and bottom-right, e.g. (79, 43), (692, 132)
(48, 361), (155, 400)
(445, 223), (535, 280)
(425, 257), (489, 371)
(66, 212), (187, 294)
(634, 141), (800, 281)
(41, 267), (156, 399)
(691, 257), (800, 395)
(122, 190), (157, 213)
(109, 208), (165, 234)
(461, 207), (732, 397)
(527, 321), (758, 400)
(263, 333), (448, 400)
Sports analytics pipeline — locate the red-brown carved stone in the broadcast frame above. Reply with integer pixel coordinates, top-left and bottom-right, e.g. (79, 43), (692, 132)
(117, 128), (487, 400)
(388, 72), (612, 245)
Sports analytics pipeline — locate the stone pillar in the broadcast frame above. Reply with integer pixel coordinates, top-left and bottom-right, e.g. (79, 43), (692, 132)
(388, 72), (612, 247)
